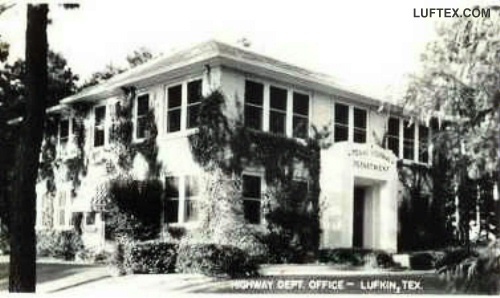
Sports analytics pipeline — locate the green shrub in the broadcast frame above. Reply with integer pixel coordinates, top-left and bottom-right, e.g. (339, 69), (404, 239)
(176, 243), (259, 277)
(36, 230), (84, 260)
(318, 248), (396, 268)
(124, 240), (177, 274)
(436, 242), (498, 294)
(75, 248), (112, 264)
(409, 252), (440, 270)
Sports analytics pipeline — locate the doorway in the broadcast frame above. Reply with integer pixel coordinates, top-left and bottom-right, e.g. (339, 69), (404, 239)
(353, 186), (365, 248)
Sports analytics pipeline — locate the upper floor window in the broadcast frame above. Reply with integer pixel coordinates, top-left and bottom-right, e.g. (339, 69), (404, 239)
(403, 120), (415, 160)
(334, 103), (349, 142)
(292, 92), (309, 139)
(244, 80), (264, 130)
(242, 174), (262, 224)
(94, 106), (106, 147)
(269, 86), (287, 135)
(57, 190), (67, 227)
(244, 80), (310, 139)
(135, 94), (150, 139)
(167, 85), (182, 133)
(353, 108), (367, 143)
(418, 125), (429, 163)
(187, 80), (202, 129)
(386, 117), (400, 156)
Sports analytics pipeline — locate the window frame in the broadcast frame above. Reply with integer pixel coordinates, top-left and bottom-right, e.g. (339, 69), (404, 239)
(93, 104), (107, 148)
(133, 92), (151, 141)
(241, 171), (266, 225)
(163, 175), (201, 225)
(268, 85), (288, 136)
(386, 116), (431, 165)
(292, 91), (310, 139)
(333, 100), (369, 144)
(186, 79), (203, 130)
(244, 79), (265, 131)
(58, 117), (71, 156)
(353, 107), (368, 144)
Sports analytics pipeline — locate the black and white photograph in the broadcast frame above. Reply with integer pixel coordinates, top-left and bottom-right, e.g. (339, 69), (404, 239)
(0, 0), (498, 295)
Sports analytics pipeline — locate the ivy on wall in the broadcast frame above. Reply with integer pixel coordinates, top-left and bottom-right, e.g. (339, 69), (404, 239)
(188, 90), (327, 261)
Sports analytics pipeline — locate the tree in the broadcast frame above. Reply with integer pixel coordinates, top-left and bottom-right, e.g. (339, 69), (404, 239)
(405, 6), (499, 242)
(80, 47), (158, 89)
(8, 4), (48, 292)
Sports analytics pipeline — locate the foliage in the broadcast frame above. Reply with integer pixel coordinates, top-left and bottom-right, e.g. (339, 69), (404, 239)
(188, 90), (324, 260)
(81, 47), (158, 89)
(75, 248), (111, 264)
(318, 248), (396, 268)
(123, 240), (178, 274)
(437, 240), (499, 294)
(175, 242), (259, 277)
(36, 230), (84, 260)
(103, 178), (163, 241)
(0, 227), (8, 254)
(409, 251), (444, 270)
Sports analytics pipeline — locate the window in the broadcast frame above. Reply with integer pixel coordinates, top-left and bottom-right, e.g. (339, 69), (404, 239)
(353, 108), (367, 143)
(135, 94), (149, 139)
(41, 193), (53, 227)
(293, 92), (309, 138)
(59, 119), (69, 148)
(419, 125), (429, 163)
(164, 175), (200, 224)
(334, 103), (349, 142)
(387, 117), (399, 156)
(269, 86), (287, 135)
(94, 106), (106, 147)
(187, 80), (202, 129)
(244, 81), (264, 130)
(242, 175), (261, 224)
(167, 85), (182, 133)
(185, 175), (199, 222)
(164, 177), (179, 223)
(86, 212), (96, 225)
(403, 120), (415, 160)
(57, 191), (67, 227)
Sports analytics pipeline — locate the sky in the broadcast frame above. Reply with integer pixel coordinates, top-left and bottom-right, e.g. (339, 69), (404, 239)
(0, 0), (496, 101)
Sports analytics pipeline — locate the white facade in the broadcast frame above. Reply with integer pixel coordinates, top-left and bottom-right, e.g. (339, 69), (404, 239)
(36, 40), (433, 252)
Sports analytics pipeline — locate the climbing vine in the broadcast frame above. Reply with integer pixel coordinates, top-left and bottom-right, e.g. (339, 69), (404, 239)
(188, 90), (328, 261)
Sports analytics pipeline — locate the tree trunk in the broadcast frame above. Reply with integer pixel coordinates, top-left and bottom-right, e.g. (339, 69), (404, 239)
(9, 4), (48, 293)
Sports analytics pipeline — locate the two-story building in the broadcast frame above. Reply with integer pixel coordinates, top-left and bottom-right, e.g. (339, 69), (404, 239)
(36, 40), (434, 253)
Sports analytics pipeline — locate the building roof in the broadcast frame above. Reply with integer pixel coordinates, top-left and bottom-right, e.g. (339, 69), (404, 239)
(58, 40), (398, 111)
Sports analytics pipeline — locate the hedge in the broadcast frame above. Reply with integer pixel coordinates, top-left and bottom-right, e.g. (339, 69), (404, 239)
(175, 243), (259, 277)
(318, 248), (396, 268)
(36, 230), (84, 260)
(124, 240), (178, 274)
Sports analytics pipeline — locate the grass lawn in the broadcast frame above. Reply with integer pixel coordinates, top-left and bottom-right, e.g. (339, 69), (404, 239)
(0, 259), (105, 291)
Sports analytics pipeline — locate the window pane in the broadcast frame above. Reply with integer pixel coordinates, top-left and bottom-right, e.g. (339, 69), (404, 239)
(164, 199), (179, 223)
(244, 105), (262, 130)
(243, 200), (261, 224)
(136, 117), (148, 139)
(353, 108), (367, 129)
(187, 80), (202, 104)
(165, 177), (179, 198)
(335, 103), (349, 125)
(334, 125), (348, 142)
(293, 93), (309, 116)
(269, 111), (286, 135)
(388, 137), (399, 156)
(403, 143), (414, 160)
(86, 212), (96, 225)
(353, 130), (366, 143)
(59, 210), (65, 226)
(243, 175), (261, 198)
(293, 116), (308, 139)
(388, 117), (399, 136)
(95, 106), (106, 126)
(403, 121), (414, 140)
(185, 176), (199, 197)
(60, 119), (69, 138)
(270, 86), (287, 110)
(403, 121), (415, 160)
(167, 109), (181, 132)
(185, 199), (198, 222)
(419, 125), (429, 163)
(137, 94), (149, 116)
(245, 81), (264, 105)
(187, 104), (200, 129)
(94, 129), (105, 147)
(168, 85), (182, 108)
